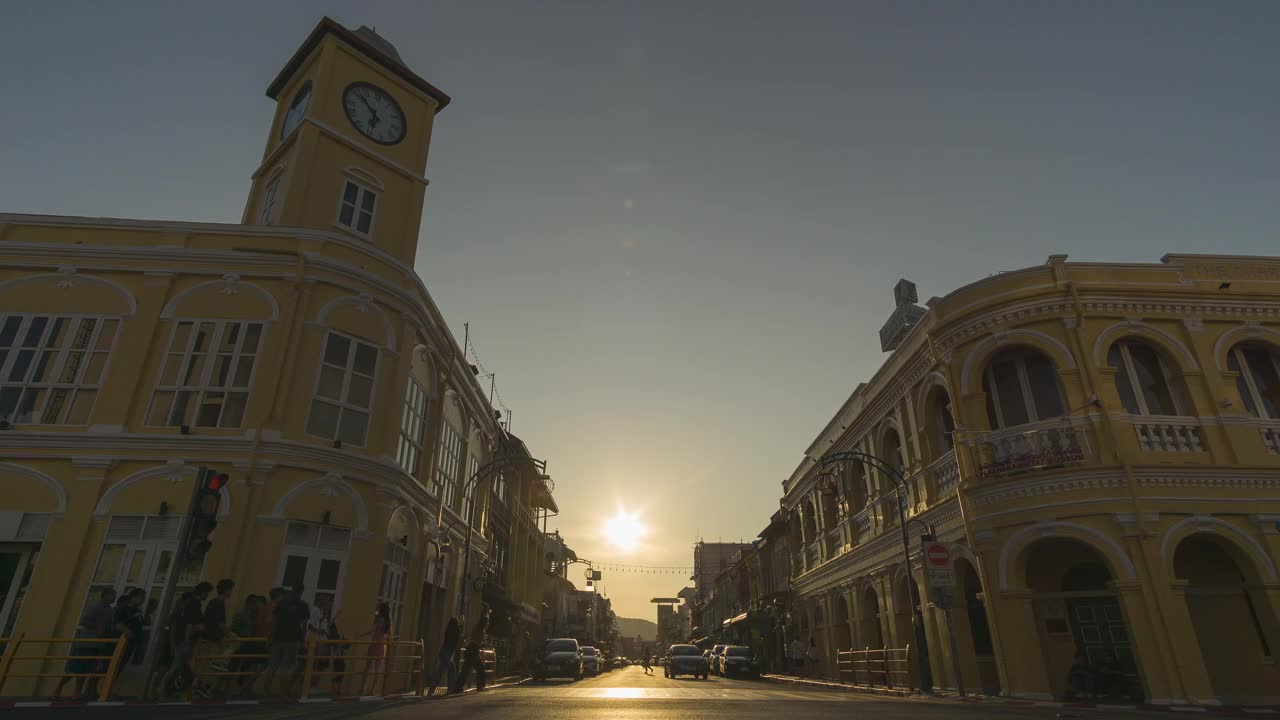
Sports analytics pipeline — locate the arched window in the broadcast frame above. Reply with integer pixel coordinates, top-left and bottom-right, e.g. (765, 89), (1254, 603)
(982, 348), (1066, 429)
(931, 388), (956, 452)
(881, 428), (904, 471)
(1228, 343), (1280, 419)
(1108, 339), (1190, 416)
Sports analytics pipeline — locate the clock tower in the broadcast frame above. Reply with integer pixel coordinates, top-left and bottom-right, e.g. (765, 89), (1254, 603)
(243, 18), (451, 265)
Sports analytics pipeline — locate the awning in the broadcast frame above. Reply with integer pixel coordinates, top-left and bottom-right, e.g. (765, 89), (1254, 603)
(722, 612), (748, 628)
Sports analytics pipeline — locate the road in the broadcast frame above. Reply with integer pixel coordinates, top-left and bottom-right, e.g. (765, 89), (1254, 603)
(6, 666), (1160, 719)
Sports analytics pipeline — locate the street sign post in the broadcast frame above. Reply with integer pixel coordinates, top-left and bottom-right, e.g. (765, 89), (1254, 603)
(922, 539), (965, 696)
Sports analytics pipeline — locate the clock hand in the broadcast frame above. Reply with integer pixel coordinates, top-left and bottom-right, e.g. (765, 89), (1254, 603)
(359, 95), (381, 125)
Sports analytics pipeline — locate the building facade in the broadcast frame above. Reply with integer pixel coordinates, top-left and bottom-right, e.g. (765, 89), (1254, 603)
(778, 255), (1280, 705)
(0, 18), (556, 694)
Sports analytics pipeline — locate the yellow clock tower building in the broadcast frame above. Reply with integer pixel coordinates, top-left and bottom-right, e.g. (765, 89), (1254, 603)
(0, 18), (557, 699)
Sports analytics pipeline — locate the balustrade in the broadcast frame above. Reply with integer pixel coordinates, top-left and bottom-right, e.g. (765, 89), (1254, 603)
(1132, 418), (1204, 453)
(1263, 423), (1280, 455)
(968, 418), (1089, 479)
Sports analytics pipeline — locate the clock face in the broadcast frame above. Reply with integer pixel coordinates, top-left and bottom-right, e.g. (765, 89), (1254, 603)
(280, 81), (312, 139)
(343, 82), (406, 145)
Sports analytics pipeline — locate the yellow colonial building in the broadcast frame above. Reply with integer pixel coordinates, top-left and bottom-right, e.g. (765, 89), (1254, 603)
(0, 17), (555, 692)
(781, 255), (1280, 706)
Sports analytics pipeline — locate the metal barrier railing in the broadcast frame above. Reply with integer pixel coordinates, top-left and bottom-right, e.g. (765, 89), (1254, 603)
(0, 633), (130, 701)
(186, 636), (425, 700)
(835, 645), (912, 689)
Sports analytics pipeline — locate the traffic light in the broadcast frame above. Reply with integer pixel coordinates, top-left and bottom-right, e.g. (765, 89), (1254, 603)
(186, 469), (227, 561)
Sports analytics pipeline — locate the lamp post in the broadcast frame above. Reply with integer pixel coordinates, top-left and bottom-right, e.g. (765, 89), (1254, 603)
(456, 454), (549, 622)
(818, 450), (933, 694)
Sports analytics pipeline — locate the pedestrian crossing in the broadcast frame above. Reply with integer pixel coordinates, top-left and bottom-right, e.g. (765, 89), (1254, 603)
(507, 686), (852, 702)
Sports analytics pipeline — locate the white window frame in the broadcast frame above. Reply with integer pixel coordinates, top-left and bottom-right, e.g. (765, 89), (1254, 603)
(147, 319), (264, 429)
(84, 515), (207, 667)
(0, 313), (120, 426)
(396, 377), (429, 477)
(436, 422), (463, 506)
(260, 172), (284, 224)
(277, 521), (352, 611)
(306, 331), (379, 447)
(1230, 344), (1280, 420)
(335, 178), (378, 238)
(1109, 340), (1186, 416)
(983, 351), (1066, 428)
(378, 542), (410, 633)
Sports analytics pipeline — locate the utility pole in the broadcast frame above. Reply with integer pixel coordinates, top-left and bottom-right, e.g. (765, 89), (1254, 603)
(140, 467), (205, 697)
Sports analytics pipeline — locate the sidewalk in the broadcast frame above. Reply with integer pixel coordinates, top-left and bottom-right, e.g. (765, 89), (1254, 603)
(0, 675), (529, 710)
(761, 674), (1280, 715)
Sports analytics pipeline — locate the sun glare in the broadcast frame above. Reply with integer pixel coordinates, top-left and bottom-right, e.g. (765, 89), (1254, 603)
(603, 511), (645, 552)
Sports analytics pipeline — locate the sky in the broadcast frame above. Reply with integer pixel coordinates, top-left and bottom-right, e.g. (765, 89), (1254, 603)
(3, 1), (1280, 620)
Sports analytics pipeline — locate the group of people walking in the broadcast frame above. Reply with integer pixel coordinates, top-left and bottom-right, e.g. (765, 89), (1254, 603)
(426, 609), (492, 696)
(54, 580), (398, 701)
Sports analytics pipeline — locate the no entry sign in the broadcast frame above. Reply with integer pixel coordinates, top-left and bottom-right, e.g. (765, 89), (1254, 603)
(926, 543), (951, 568)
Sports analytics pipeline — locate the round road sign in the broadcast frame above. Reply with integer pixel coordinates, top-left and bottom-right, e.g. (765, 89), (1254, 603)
(926, 543), (950, 567)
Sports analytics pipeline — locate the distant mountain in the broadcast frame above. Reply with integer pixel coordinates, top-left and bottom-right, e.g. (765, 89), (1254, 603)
(615, 617), (657, 641)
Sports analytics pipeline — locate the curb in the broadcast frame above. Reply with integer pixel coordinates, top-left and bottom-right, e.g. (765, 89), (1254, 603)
(759, 675), (1280, 715)
(0, 676), (532, 710)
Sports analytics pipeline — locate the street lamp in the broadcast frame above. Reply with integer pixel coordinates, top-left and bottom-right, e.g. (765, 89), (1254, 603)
(818, 450), (933, 694)
(456, 454), (550, 621)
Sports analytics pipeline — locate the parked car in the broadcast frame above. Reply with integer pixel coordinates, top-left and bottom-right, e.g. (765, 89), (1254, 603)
(719, 646), (760, 678)
(581, 645), (603, 675)
(664, 644), (709, 679)
(709, 644), (728, 675)
(533, 638), (584, 681)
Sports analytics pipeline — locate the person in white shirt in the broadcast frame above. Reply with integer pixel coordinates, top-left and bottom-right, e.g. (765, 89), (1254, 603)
(788, 637), (806, 676)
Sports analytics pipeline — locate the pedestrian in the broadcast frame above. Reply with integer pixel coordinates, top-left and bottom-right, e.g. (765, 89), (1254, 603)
(262, 586), (309, 699)
(327, 618), (348, 696)
(160, 581), (213, 699)
(806, 637), (819, 677)
(229, 594), (263, 696)
(308, 595), (335, 694)
(788, 637), (805, 677)
(426, 617), (460, 697)
(106, 589), (145, 697)
(54, 588), (117, 700)
(641, 645), (652, 675)
(192, 579), (236, 697)
(450, 608), (489, 694)
(359, 602), (393, 696)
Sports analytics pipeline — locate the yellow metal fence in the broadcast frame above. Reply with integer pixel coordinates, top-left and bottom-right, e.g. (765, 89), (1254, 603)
(0, 634), (426, 701)
(835, 645), (913, 689)
(0, 634), (130, 701)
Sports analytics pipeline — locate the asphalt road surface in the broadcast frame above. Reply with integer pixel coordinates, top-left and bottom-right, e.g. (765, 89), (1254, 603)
(7, 666), (1160, 719)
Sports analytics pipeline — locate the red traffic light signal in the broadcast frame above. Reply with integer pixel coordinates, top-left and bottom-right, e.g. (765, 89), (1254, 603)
(205, 472), (229, 492)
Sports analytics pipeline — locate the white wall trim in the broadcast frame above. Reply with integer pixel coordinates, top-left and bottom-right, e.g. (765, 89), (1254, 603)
(94, 463), (231, 519)
(1212, 323), (1280, 370)
(998, 520), (1137, 591)
(265, 472), (370, 535)
(314, 293), (397, 351)
(960, 329), (1078, 395)
(0, 462), (68, 517)
(1158, 515), (1279, 582)
(160, 275), (281, 321)
(1091, 319), (1200, 371)
(0, 271), (137, 317)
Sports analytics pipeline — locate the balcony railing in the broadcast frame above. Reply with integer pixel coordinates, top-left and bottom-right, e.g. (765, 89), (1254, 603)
(1261, 422), (1280, 455)
(1131, 417), (1205, 453)
(968, 417), (1090, 479)
(805, 542), (819, 570)
(926, 450), (959, 496)
(826, 527), (842, 558)
(852, 506), (874, 544)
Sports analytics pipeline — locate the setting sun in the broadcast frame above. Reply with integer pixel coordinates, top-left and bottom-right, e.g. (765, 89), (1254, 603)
(603, 511), (646, 552)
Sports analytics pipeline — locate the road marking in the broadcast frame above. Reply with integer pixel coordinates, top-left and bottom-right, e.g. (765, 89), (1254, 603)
(517, 686), (852, 701)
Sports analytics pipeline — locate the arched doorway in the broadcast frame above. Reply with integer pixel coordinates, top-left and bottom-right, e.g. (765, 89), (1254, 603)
(1174, 534), (1280, 702)
(858, 585), (884, 649)
(952, 558), (999, 694)
(892, 571), (914, 650)
(1023, 538), (1141, 701)
(834, 594), (853, 651)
